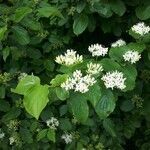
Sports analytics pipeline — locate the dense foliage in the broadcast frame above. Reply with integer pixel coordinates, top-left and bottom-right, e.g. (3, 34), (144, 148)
(0, 0), (150, 149)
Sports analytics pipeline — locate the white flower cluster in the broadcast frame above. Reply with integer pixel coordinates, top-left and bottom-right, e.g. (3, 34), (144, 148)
(101, 71), (126, 90)
(123, 51), (141, 64)
(9, 136), (15, 145)
(88, 44), (108, 57)
(46, 117), (59, 130)
(18, 73), (28, 80)
(111, 39), (126, 47)
(61, 133), (73, 144)
(131, 22), (150, 36)
(0, 129), (5, 139)
(55, 49), (83, 66)
(87, 62), (103, 75)
(61, 70), (96, 93)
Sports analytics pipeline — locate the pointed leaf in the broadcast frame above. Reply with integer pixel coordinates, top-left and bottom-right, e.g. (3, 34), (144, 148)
(84, 83), (101, 107)
(12, 7), (32, 23)
(0, 26), (7, 41)
(95, 90), (116, 119)
(47, 129), (55, 142)
(73, 14), (89, 35)
(103, 118), (116, 137)
(55, 87), (69, 101)
(12, 75), (40, 95)
(69, 93), (89, 123)
(12, 26), (30, 45)
(23, 85), (49, 119)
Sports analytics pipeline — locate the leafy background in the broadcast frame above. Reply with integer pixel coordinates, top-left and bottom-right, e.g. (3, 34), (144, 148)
(0, 0), (150, 149)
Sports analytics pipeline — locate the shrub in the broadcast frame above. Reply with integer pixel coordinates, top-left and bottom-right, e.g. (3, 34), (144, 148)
(0, 0), (150, 149)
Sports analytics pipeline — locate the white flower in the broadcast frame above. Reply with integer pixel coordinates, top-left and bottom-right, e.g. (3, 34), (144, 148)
(131, 22), (150, 36)
(72, 70), (83, 82)
(9, 137), (15, 145)
(61, 133), (73, 144)
(61, 77), (74, 91)
(88, 44), (108, 57)
(123, 51), (141, 64)
(61, 70), (96, 93)
(18, 73), (28, 80)
(46, 117), (59, 130)
(101, 71), (126, 90)
(75, 81), (89, 93)
(87, 62), (103, 75)
(82, 74), (96, 86)
(111, 39), (126, 47)
(55, 49), (83, 66)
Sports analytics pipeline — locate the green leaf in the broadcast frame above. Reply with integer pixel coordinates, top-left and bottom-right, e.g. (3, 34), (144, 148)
(73, 14), (89, 35)
(110, 0), (126, 16)
(12, 7), (32, 23)
(136, 5), (150, 20)
(120, 100), (134, 112)
(59, 118), (72, 131)
(12, 75), (40, 95)
(23, 84), (49, 119)
(109, 43), (145, 62)
(127, 43), (146, 53)
(50, 74), (68, 87)
(84, 83), (101, 107)
(69, 93), (89, 123)
(44, 59), (55, 72)
(12, 26), (30, 45)
(38, 6), (63, 18)
(92, 2), (113, 18)
(20, 128), (33, 143)
(103, 118), (116, 137)
(55, 87), (69, 101)
(0, 85), (5, 99)
(2, 47), (10, 62)
(109, 46), (127, 62)
(47, 129), (55, 142)
(0, 100), (10, 112)
(0, 26), (7, 41)
(59, 105), (68, 116)
(76, 2), (86, 13)
(100, 58), (121, 71)
(2, 108), (21, 122)
(122, 65), (137, 91)
(37, 129), (48, 141)
(95, 90), (116, 119)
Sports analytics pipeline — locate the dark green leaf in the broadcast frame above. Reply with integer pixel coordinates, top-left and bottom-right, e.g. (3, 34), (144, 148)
(0, 26), (7, 41)
(12, 7), (32, 23)
(120, 100), (134, 112)
(12, 26), (30, 45)
(37, 129), (47, 141)
(110, 0), (126, 16)
(73, 14), (89, 35)
(84, 83), (101, 107)
(69, 93), (89, 123)
(103, 118), (116, 137)
(136, 5), (150, 20)
(95, 90), (116, 119)
(38, 6), (63, 18)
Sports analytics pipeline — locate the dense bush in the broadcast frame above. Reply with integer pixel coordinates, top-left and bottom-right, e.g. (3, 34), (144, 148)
(0, 0), (150, 149)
